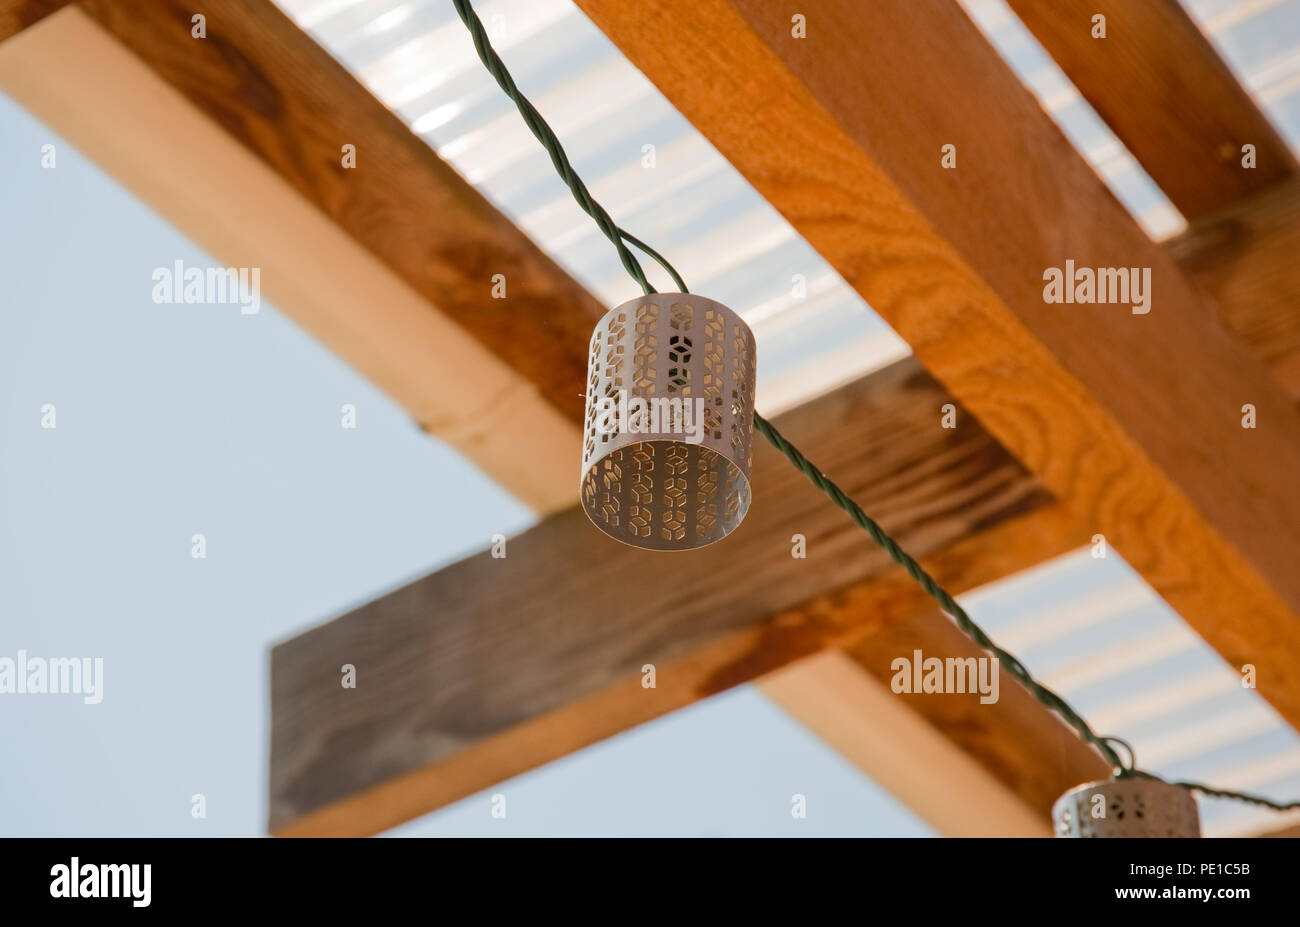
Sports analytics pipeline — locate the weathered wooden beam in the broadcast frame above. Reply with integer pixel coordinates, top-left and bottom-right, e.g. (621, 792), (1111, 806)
(0, 5), (582, 512)
(275, 500), (1089, 836)
(1004, 0), (1297, 219)
(1167, 176), (1300, 402)
(270, 358), (1085, 835)
(571, 0), (1300, 738)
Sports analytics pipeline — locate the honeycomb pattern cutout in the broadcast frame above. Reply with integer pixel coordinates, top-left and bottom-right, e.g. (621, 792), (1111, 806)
(701, 308), (725, 441)
(634, 302), (658, 394)
(729, 321), (753, 462)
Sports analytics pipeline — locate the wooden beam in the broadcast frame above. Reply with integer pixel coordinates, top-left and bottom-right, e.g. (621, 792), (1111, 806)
(270, 358), (1090, 835)
(1166, 176), (1300, 402)
(758, 651), (1057, 837)
(694, 500), (1085, 692)
(70, 0), (602, 428)
(275, 502), (1089, 836)
(1004, 0), (1297, 219)
(0, 0), (65, 43)
(571, 0), (1300, 737)
(0, 6), (581, 512)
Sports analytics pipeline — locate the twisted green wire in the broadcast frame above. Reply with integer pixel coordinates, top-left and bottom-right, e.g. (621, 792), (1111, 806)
(451, 0), (1300, 814)
(750, 414), (1124, 768)
(452, 0), (684, 295)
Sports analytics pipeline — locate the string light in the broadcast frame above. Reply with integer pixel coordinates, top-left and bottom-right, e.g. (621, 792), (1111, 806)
(580, 293), (758, 550)
(450, 0), (1300, 830)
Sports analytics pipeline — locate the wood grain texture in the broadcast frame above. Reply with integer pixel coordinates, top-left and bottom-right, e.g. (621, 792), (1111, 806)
(0, 7), (579, 513)
(573, 0), (1300, 736)
(1005, 0), (1297, 219)
(270, 358), (1075, 834)
(758, 651), (1056, 836)
(274, 501), (1088, 837)
(0, 0), (66, 42)
(76, 0), (603, 427)
(1167, 176), (1300, 401)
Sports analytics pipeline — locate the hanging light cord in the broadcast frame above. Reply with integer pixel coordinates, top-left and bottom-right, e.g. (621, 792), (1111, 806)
(450, 0), (1299, 814)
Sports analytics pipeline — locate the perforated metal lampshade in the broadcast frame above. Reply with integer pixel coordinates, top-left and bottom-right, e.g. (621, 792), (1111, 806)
(581, 293), (756, 551)
(1052, 778), (1201, 837)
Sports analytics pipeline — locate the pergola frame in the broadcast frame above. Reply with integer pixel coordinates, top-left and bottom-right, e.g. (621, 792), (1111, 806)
(3, 0), (1297, 837)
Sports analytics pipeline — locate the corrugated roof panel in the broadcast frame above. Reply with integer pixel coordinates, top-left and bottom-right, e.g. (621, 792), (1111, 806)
(959, 0), (1187, 238)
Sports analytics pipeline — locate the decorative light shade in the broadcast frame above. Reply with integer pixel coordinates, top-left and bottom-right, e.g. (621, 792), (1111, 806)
(1052, 778), (1201, 837)
(581, 293), (756, 551)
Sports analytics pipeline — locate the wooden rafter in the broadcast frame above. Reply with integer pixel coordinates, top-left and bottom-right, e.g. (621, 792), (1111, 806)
(272, 508), (1095, 837)
(1167, 176), (1300, 402)
(0, 4), (584, 513)
(1005, 0), (1297, 220)
(571, 0), (1300, 739)
(74, 0), (602, 427)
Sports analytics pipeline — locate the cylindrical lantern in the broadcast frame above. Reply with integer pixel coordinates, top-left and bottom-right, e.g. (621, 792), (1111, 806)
(581, 293), (756, 551)
(1052, 777), (1201, 837)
